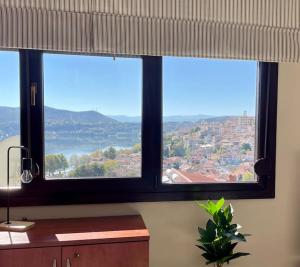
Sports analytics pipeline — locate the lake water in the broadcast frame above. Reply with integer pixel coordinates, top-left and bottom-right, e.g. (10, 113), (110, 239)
(46, 145), (133, 159)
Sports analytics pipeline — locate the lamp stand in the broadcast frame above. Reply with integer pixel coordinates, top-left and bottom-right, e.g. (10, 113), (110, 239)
(0, 146), (35, 232)
(0, 221), (35, 232)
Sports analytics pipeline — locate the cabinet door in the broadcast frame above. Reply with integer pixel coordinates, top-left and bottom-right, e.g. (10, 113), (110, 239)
(0, 247), (61, 267)
(62, 242), (149, 267)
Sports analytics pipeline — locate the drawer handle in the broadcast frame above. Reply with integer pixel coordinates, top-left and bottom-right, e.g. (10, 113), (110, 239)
(74, 252), (80, 258)
(66, 258), (71, 267)
(52, 259), (57, 267)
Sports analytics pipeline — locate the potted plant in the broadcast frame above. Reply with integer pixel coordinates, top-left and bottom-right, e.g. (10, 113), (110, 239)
(196, 198), (250, 267)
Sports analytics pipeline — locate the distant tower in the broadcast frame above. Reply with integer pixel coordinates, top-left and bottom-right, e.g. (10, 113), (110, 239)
(243, 110), (247, 117)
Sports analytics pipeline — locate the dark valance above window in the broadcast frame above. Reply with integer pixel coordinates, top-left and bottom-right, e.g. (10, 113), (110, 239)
(0, 0), (300, 62)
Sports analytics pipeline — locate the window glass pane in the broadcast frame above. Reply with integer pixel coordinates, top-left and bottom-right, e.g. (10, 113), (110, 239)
(44, 54), (142, 179)
(0, 51), (20, 188)
(163, 57), (257, 184)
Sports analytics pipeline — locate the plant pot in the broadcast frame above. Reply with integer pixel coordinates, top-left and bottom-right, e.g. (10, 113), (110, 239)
(214, 264), (223, 267)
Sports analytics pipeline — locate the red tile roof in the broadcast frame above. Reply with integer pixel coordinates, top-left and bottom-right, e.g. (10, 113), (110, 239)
(172, 169), (221, 183)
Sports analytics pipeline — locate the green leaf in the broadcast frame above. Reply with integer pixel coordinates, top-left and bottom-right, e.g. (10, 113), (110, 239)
(218, 211), (228, 227)
(206, 219), (217, 233)
(204, 219), (217, 242)
(197, 202), (209, 211)
(196, 245), (209, 252)
(213, 212), (220, 224)
(199, 229), (215, 244)
(202, 252), (216, 261)
(225, 232), (247, 242)
(201, 198), (225, 215)
(228, 242), (238, 252)
(215, 198), (225, 212)
(221, 252), (250, 263)
(196, 201), (215, 215)
(228, 224), (240, 230)
(198, 227), (206, 236)
(207, 200), (217, 215)
(235, 233), (247, 242)
(224, 204), (233, 222)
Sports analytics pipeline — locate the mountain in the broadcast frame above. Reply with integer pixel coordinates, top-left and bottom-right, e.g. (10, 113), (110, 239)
(0, 106), (117, 124)
(0, 106), (19, 124)
(43, 107), (140, 154)
(45, 106), (117, 124)
(107, 115), (141, 123)
(0, 107), (20, 139)
(109, 114), (214, 123)
(0, 106), (214, 124)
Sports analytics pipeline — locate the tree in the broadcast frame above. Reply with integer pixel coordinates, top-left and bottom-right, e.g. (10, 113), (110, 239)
(77, 154), (91, 166)
(170, 142), (186, 157)
(173, 162), (180, 169)
(45, 154), (69, 176)
(90, 163), (106, 177)
(69, 154), (79, 167)
(242, 171), (254, 181)
(103, 160), (118, 176)
(241, 143), (251, 152)
(132, 143), (141, 153)
(190, 126), (200, 134)
(90, 149), (103, 159)
(69, 163), (105, 177)
(163, 146), (170, 158)
(45, 155), (58, 176)
(69, 165), (88, 177)
(57, 154), (68, 171)
(104, 146), (117, 159)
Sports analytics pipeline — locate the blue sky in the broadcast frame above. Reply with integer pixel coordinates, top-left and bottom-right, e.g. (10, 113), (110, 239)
(0, 52), (20, 107)
(0, 51), (257, 117)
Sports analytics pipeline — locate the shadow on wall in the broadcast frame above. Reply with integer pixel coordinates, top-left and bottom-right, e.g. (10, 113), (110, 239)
(291, 150), (300, 266)
(0, 136), (21, 188)
(6, 203), (141, 221)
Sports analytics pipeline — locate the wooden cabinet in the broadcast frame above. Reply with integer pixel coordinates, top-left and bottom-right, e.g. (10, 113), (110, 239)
(0, 216), (149, 267)
(62, 242), (149, 267)
(0, 247), (61, 267)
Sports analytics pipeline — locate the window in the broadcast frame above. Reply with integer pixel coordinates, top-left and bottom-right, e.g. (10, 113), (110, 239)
(0, 51), (20, 188)
(0, 51), (277, 206)
(162, 58), (257, 184)
(43, 54), (142, 179)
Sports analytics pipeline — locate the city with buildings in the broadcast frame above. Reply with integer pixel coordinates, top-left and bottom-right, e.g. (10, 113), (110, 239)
(162, 112), (256, 184)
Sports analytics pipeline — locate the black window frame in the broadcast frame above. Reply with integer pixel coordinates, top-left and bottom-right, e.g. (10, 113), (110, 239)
(0, 50), (278, 206)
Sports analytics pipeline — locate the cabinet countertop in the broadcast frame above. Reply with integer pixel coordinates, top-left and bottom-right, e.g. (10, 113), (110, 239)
(0, 215), (149, 250)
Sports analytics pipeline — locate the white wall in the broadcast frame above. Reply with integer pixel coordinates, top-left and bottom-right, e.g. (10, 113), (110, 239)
(0, 136), (20, 187)
(1, 62), (300, 267)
